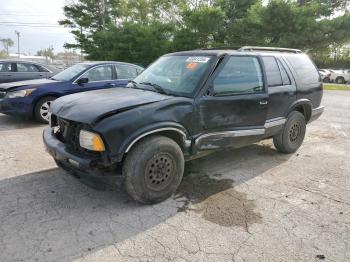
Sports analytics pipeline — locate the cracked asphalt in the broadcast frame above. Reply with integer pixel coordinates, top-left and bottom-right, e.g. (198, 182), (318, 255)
(0, 91), (349, 262)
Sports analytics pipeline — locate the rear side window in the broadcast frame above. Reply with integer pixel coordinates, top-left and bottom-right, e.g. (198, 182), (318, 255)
(0, 63), (12, 72)
(213, 56), (264, 95)
(277, 60), (291, 85)
(285, 54), (319, 85)
(37, 65), (49, 72)
(116, 65), (138, 79)
(262, 57), (282, 87)
(16, 63), (40, 72)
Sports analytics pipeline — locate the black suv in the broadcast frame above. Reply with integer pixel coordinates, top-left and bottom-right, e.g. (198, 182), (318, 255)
(43, 46), (324, 204)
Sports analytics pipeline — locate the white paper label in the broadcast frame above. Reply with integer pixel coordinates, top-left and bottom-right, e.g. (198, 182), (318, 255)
(186, 57), (210, 63)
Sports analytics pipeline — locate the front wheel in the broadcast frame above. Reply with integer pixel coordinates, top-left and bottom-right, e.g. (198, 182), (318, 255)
(34, 96), (56, 123)
(123, 135), (184, 204)
(273, 111), (306, 154)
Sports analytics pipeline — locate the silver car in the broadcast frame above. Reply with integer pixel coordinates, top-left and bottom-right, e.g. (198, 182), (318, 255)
(0, 60), (60, 83)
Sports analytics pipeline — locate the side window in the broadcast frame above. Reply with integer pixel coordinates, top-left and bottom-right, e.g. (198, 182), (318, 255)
(16, 63), (40, 72)
(277, 60), (291, 85)
(0, 63), (11, 72)
(116, 65), (138, 79)
(213, 56), (264, 95)
(285, 54), (319, 85)
(262, 57), (283, 87)
(37, 65), (49, 72)
(84, 65), (113, 82)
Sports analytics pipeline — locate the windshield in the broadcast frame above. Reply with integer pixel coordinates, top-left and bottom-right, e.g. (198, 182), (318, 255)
(132, 55), (214, 96)
(51, 64), (90, 81)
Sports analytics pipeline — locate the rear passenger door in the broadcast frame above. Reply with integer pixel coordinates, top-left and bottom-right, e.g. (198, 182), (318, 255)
(195, 55), (268, 150)
(262, 56), (296, 120)
(0, 62), (15, 83)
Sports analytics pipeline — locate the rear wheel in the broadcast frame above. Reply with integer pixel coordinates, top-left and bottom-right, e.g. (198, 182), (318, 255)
(123, 135), (184, 204)
(273, 111), (306, 154)
(34, 96), (56, 123)
(335, 77), (345, 84)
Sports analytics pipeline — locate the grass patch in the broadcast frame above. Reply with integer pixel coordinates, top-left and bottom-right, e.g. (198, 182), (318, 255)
(323, 84), (350, 91)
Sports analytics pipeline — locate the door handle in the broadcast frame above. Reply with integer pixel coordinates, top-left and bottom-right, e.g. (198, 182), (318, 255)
(259, 100), (268, 105)
(105, 83), (116, 87)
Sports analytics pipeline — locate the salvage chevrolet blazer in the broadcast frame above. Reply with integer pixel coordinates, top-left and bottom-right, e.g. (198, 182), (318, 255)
(43, 46), (324, 204)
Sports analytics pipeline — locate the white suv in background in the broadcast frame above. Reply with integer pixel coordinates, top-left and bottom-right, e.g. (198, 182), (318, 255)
(330, 69), (350, 84)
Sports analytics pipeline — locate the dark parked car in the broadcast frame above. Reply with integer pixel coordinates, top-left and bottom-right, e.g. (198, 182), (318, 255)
(44, 46), (324, 204)
(0, 60), (60, 83)
(0, 61), (144, 123)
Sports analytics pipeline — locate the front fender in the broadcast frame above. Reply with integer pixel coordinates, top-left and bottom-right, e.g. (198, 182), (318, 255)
(120, 121), (189, 155)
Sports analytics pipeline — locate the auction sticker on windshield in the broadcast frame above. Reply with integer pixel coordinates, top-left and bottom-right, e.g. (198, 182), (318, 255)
(186, 57), (210, 63)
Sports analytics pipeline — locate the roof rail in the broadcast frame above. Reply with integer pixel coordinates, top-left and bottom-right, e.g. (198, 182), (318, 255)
(197, 46), (240, 51)
(239, 46), (302, 54)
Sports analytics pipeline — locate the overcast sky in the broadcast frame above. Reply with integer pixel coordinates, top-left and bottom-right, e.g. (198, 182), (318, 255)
(0, 0), (75, 55)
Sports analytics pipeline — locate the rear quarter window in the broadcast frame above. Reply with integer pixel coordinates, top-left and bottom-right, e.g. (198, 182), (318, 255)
(285, 54), (319, 85)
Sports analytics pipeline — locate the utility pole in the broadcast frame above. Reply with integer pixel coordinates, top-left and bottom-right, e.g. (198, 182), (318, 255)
(101, 0), (105, 28)
(14, 30), (20, 58)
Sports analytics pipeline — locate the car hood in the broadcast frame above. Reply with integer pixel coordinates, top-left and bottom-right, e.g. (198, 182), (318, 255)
(51, 87), (172, 124)
(0, 79), (59, 91)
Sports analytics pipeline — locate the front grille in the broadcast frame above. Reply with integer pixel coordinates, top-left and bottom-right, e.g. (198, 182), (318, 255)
(53, 115), (100, 157)
(57, 118), (81, 152)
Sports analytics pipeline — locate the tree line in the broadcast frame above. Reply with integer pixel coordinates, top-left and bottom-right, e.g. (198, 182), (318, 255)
(60, 0), (349, 68)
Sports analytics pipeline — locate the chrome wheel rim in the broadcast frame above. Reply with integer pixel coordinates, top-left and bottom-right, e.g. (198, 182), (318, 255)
(40, 101), (52, 121)
(145, 153), (175, 191)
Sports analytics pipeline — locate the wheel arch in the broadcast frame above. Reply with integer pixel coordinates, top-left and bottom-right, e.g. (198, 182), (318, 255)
(121, 122), (190, 156)
(286, 99), (312, 123)
(32, 93), (60, 116)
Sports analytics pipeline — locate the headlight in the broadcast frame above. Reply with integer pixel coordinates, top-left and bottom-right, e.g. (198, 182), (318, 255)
(5, 89), (35, 99)
(79, 130), (105, 152)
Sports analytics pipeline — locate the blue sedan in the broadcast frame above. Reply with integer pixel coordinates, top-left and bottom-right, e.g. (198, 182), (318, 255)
(0, 61), (143, 123)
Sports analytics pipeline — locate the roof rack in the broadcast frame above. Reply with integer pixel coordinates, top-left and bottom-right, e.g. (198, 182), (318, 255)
(197, 47), (240, 51)
(238, 46), (302, 54)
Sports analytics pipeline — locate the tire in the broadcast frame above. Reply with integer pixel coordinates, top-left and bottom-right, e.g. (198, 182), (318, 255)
(323, 77), (330, 83)
(273, 111), (306, 154)
(123, 135), (184, 204)
(335, 77), (345, 84)
(34, 96), (56, 123)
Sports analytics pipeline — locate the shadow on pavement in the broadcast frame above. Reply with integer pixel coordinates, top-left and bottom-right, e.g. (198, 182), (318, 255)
(0, 113), (44, 131)
(0, 142), (291, 261)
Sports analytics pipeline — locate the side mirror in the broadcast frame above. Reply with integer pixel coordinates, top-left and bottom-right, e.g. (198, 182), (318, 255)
(77, 77), (89, 86)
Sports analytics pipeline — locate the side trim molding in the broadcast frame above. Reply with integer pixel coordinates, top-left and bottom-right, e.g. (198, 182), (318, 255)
(195, 129), (265, 146)
(264, 118), (286, 129)
(125, 128), (187, 153)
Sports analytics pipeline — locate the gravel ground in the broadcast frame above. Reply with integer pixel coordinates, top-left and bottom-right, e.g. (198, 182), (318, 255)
(0, 91), (349, 262)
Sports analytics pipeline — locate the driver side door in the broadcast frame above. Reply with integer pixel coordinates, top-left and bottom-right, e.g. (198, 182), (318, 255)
(194, 55), (269, 150)
(77, 64), (118, 91)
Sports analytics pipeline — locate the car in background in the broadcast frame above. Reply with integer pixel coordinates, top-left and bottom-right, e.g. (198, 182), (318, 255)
(329, 69), (350, 84)
(0, 60), (61, 83)
(318, 69), (332, 83)
(0, 61), (144, 123)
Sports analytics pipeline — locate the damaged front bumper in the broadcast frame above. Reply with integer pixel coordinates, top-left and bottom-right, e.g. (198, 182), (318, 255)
(43, 127), (122, 188)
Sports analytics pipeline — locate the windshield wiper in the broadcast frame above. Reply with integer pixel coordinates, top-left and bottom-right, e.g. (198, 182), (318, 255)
(129, 80), (147, 90)
(139, 82), (169, 95)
